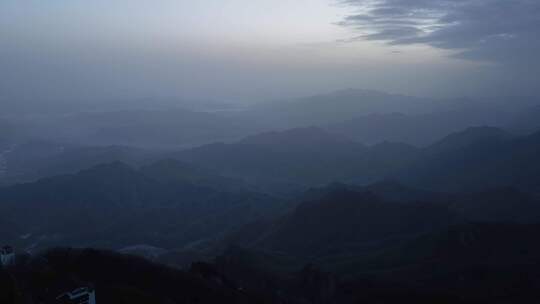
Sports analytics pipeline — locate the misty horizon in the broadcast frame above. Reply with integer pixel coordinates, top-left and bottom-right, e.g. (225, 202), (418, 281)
(2, 1), (540, 304)
(3, 0), (540, 104)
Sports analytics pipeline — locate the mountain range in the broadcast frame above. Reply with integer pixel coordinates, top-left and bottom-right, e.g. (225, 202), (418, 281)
(2, 90), (540, 303)
(0, 161), (281, 252)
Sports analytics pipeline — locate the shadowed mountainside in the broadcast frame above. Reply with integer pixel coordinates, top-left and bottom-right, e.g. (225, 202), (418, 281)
(0, 161), (282, 251)
(175, 127), (419, 188)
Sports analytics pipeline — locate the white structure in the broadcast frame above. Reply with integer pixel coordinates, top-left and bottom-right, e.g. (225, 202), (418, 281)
(56, 287), (96, 304)
(0, 246), (15, 267)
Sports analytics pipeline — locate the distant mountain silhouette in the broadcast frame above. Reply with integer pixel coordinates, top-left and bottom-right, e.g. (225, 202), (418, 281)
(169, 123), (540, 194)
(0, 161), (281, 251)
(16, 108), (259, 149)
(0, 141), (152, 186)
(239, 127), (351, 147)
(176, 127), (418, 187)
(403, 127), (540, 192)
(327, 109), (510, 146)
(248, 89), (456, 127)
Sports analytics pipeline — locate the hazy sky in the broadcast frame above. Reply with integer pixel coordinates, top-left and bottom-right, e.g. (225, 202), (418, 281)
(1, 0), (539, 104)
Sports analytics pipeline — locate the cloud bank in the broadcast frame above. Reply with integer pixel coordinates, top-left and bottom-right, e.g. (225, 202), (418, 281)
(340, 0), (540, 66)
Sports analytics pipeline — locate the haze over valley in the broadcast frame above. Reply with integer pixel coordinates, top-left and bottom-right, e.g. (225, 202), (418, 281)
(2, 1), (540, 303)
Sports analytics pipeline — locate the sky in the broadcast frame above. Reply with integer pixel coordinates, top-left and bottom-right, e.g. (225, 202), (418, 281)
(1, 0), (539, 104)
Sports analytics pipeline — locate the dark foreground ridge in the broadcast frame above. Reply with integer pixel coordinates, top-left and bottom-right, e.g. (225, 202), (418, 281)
(3, 221), (540, 304)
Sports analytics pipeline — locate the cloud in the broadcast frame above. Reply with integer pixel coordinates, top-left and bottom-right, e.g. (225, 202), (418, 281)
(339, 0), (540, 66)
